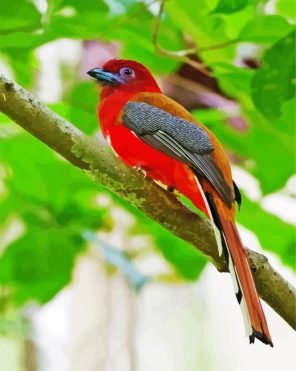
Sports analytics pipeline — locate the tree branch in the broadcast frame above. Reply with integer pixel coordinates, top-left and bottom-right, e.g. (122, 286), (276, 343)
(0, 75), (295, 330)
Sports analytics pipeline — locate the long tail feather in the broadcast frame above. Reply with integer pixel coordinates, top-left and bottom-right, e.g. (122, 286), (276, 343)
(197, 183), (273, 346)
(221, 219), (273, 345)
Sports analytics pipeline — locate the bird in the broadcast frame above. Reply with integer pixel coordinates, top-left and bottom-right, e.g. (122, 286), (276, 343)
(87, 59), (273, 346)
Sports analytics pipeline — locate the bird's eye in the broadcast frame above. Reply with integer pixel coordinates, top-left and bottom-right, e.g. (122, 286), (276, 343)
(119, 67), (135, 79)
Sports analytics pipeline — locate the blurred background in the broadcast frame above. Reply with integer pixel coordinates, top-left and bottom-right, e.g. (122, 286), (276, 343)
(0, 0), (295, 370)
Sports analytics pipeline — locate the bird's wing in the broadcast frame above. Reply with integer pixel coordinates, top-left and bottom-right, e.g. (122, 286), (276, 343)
(122, 101), (233, 207)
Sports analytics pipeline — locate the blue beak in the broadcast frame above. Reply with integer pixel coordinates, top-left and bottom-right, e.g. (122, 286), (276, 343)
(87, 68), (120, 85)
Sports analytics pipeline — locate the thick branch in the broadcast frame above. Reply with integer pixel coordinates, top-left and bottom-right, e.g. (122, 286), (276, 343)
(0, 75), (295, 330)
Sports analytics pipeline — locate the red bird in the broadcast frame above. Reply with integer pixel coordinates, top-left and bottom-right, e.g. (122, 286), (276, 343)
(88, 59), (273, 346)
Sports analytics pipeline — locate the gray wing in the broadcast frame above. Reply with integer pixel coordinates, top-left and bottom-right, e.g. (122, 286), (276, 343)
(123, 101), (233, 208)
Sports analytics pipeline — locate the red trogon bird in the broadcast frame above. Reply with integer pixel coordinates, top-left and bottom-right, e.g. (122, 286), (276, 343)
(88, 59), (273, 346)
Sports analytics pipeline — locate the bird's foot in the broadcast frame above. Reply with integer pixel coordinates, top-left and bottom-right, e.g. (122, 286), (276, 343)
(132, 165), (147, 178)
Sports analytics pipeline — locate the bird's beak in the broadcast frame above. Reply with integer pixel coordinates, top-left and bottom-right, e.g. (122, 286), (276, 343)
(87, 68), (120, 85)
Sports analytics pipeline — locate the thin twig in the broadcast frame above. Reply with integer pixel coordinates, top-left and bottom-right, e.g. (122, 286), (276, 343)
(199, 38), (240, 53)
(151, 1), (241, 73)
(152, 0), (210, 76)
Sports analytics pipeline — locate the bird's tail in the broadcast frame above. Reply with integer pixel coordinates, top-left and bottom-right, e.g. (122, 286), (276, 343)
(204, 192), (273, 346)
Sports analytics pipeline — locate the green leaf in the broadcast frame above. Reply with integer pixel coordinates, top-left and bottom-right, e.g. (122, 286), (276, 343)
(0, 132), (111, 305)
(251, 30), (295, 120)
(239, 15), (293, 43)
(58, 0), (108, 12)
(0, 227), (84, 305)
(211, 62), (255, 97)
(212, 0), (249, 14)
(0, 32), (45, 50)
(44, 0), (128, 42)
(0, 132), (106, 205)
(276, 0), (296, 20)
(166, 0), (237, 64)
(271, 96), (295, 136)
(193, 106), (294, 194)
(242, 108), (294, 194)
(0, 0), (41, 34)
(237, 193), (295, 270)
(0, 132), (108, 227)
(0, 0), (111, 52)
(4, 50), (38, 88)
(50, 82), (99, 135)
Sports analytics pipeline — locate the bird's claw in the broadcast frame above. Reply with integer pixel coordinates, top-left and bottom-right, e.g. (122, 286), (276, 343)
(132, 165), (147, 178)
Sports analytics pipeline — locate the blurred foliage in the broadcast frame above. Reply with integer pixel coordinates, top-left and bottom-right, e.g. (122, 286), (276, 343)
(212, 0), (250, 14)
(0, 133), (107, 305)
(236, 192), (295, 268)
(251, 30), (295, 119)
(84, 231), (150, 290)
(0, 0), (295, 317)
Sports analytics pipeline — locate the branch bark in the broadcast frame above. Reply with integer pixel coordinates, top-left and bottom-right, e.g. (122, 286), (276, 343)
(0, 75), (295, 330)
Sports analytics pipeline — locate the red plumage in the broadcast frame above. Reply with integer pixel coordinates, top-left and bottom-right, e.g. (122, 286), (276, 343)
(89, 59), (273, 346)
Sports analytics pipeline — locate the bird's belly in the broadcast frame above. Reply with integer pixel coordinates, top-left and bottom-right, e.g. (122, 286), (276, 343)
(107, 125), (177, 186)
(107, 125), (208, 215)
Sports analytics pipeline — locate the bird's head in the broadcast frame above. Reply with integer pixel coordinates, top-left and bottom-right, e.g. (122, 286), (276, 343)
(87, 59), (161, 96)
